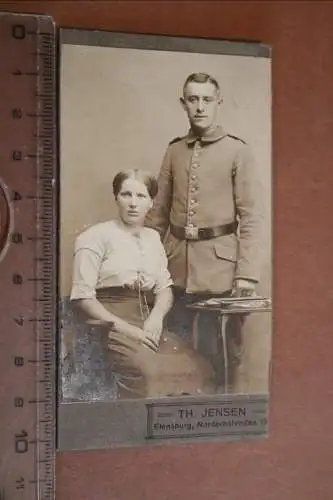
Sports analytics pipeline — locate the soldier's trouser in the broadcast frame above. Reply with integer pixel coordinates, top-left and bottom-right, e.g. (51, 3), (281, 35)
(166, 287), (243, 391)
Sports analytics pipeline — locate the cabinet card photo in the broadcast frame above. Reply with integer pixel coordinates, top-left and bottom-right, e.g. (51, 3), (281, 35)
(57, 28), (272, 450)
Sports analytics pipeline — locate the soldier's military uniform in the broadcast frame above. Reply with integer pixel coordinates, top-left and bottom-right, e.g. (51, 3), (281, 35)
(145, 124), (265, 390)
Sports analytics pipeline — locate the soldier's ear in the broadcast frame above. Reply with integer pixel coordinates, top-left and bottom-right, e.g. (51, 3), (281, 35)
(180, 97), (186, 110)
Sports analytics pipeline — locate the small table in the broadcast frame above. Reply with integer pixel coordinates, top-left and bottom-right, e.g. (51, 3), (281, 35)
(187, 297), (272, 393)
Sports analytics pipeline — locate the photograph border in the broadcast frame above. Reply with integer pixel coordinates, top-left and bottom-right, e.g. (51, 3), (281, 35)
(57, 27), (272, 451)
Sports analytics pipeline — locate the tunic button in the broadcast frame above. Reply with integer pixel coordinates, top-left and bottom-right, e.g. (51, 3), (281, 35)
(191, 175), (197, 180)
(190, 199), (196, 204)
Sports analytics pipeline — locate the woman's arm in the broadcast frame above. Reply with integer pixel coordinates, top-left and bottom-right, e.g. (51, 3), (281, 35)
(143, 229), (174, 343)
(150, 286), (173, 320)
(75, 298), (158, 351)
(143, 287), (173, 343)
(75, 297), (118, 325)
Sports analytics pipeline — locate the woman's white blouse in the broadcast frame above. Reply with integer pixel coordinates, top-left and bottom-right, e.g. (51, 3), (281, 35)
(70, 220), (173, 300)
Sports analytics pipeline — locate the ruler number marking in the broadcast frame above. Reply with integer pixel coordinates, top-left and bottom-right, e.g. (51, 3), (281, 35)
(16, 477), (25, 490)
(12, 273), (23, 285)
(15, 430), (29, 454)
(12, 150), (22, 161)
(14, 397), (25, 408)
(12, 190), (22, 201)
(14, 356), (24, 367)
(12, 108), (23, 120)
(11, 232), (23, 244)
(14, 316), (24, 326)
(12, 24), (26, 40)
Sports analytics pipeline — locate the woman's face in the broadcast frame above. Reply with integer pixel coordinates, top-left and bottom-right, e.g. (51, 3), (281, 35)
(116, 177), (153, 227)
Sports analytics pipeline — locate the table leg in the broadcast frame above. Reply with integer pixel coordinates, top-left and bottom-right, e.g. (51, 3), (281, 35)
(219, 314), (229, 393)
(192, 312), (200, 350)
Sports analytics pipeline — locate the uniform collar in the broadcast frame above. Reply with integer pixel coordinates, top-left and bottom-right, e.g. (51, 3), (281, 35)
(185, 124), (227, 144)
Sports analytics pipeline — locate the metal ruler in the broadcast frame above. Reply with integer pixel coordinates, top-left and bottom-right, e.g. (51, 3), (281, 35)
(0, 12), (56, 500)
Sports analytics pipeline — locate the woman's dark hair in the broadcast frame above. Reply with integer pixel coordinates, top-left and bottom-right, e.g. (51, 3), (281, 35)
(112, 169), (158, 199)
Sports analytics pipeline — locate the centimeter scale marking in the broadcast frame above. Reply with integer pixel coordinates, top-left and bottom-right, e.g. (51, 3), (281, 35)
(0, 12), (56, 500)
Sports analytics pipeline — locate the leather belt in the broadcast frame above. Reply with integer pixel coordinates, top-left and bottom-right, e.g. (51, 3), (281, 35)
(170, 221), (237, 241)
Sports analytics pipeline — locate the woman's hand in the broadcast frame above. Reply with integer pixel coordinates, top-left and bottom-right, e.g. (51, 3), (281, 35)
(77, 297), (159, 351)
(142, 287), (172, 347)
(143, 312), (164, 346)
(111, 319), (158, 352)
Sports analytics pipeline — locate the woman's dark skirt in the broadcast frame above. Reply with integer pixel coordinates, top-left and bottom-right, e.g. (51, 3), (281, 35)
(96, 287), (215, 400)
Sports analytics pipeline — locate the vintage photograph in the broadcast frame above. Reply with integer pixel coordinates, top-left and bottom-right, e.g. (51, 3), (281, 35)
(57, 30), (272, 448)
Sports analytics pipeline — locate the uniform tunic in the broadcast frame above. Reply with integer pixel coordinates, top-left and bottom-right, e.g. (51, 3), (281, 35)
(145, 125), (265, 294)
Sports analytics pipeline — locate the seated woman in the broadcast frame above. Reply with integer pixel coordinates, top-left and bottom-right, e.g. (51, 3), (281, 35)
(70, 168), (215, 400)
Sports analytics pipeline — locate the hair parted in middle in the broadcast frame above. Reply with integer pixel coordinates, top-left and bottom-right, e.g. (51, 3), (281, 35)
(112, 169), (159, 200)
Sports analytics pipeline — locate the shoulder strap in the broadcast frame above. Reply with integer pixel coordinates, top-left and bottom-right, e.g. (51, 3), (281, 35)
(169, 136), (182, 145)
(227, 134), (247, 145)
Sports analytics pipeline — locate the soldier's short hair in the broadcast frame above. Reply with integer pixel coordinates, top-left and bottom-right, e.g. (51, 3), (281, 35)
(183, 72), (220, 95)
(113, 169), (158, 200)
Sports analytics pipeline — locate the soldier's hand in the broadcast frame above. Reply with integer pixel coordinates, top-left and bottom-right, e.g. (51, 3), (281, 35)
(232, 279), (256, 297)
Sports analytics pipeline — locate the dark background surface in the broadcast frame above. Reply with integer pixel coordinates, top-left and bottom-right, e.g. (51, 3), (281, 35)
(1, 1), (333, 499)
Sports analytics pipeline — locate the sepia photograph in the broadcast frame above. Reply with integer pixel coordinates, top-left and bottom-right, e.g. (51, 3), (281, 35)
(57, 29), (272, 449)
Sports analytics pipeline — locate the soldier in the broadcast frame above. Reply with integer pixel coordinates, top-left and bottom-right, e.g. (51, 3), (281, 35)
(145, 72), (265, 392)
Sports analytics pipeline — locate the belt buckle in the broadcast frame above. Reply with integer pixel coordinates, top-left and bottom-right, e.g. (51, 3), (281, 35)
(184, 225), (198, 240)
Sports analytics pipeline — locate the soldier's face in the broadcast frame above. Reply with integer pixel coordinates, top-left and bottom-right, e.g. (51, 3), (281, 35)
(116, 177), (153, 227)
(181, 81), (221, 133)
